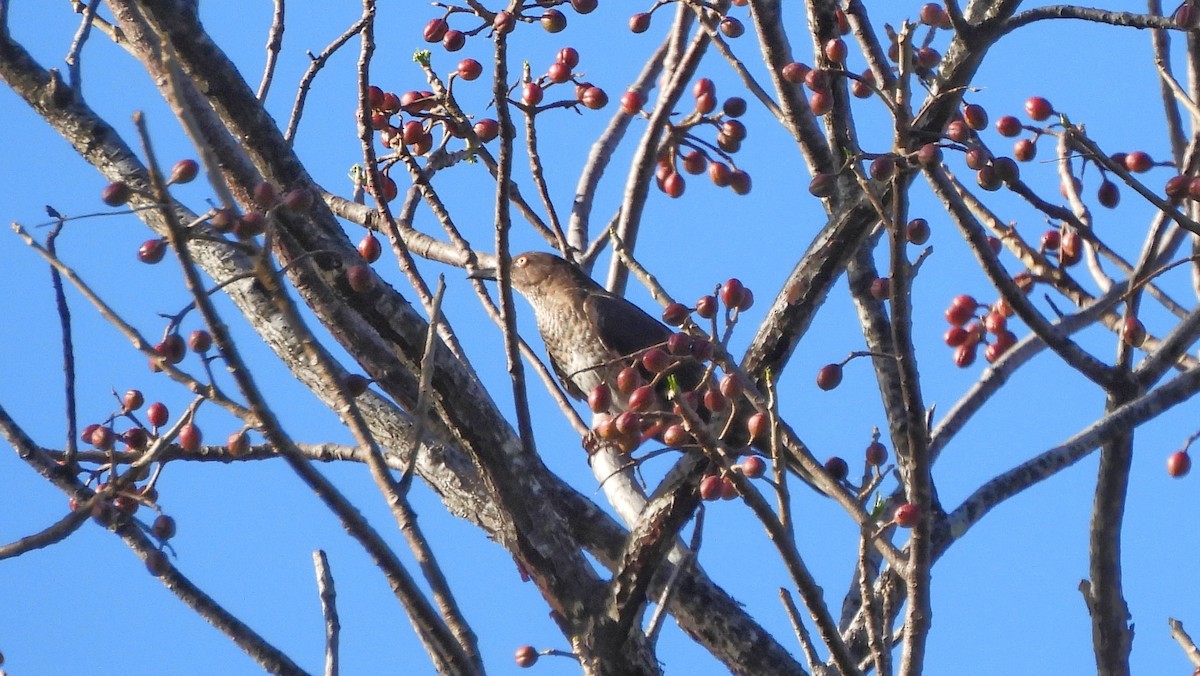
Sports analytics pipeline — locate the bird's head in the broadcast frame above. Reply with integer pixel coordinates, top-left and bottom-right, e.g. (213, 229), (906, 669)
(469, 252), (579, 297)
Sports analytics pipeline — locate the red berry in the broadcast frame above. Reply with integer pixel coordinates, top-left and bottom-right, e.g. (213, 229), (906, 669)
(588, 384), (612, 413)
(1167, 450), (1192, 478)
(703, 387), (727, 412)
(666, 332), (692, 356)
(482, 11), (508, 34)
(739, 456), (766, 478)
(227, 431), (250, 455)
(869, 277), (891, 300)
(746, 411), (768, 440)
(719, 373), (743, 399)
(580, 86), (608, 110)
(1041, 229), (1061, 251)
(156, 334), (186, 364)
(629, 12), (651, 33)
(781, 62), (810, 84)
(147, 402), (169, 428)
(962, 104), (988, 131)
(866, 441), (888, 466)
(457, 58), (482, 80)
(996, 115), (1022, 137)
(358, 233), (382, 263)
(906, 218), (930, 245)
(1096, 180), (1119, 208)
(620, 91), (645, 115)
(695, 295), (718, 319)
(852, 69), (877, 98)
(515, 645), (539, 668)
(1121, 317), (1147, 347)
(894, 502), (920, 527)
(720, 278), (746, 308)
(422, 18), (448, 43)
(169, 159), (199, 184)
(1124, 151), (1153, 173)
(90, 426), (115, 450)
(521, 83), (544, 106)
(152, 514), (177, 540)
(824, 456), (849, 481)
(102, 182), (131, 206)
(1025, 96), (1053, 121)
(663, 424), (691, 448)
(123, 389), (144, 412)
(824, 38), (847, 64)
(616, 366), (642, 394)
(1013, 138), (1036, 162)
(661, 172), (685, 198)
(944, 325), (969, 347)
(123, 427), (149, 451)
(138, 239), (167, 264)
(720, 17), (745, 38)
(442, 29), (466, 51)
(816, 363), (843, 391)
(641, 347), (671, 373)
(178, 423), (201, 452)
(808, 90), (833, 116)
(723, 97), (747, 117)
(474, 119), (500, 142)
(729, 170), (752, 196)
(556, 47), (580, 68)
(953, 343), (977, 367)
(188, 329), (212, 354)
(699, 475), (724, 501)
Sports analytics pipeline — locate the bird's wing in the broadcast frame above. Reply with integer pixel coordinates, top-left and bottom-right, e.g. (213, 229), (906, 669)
(549, 355), (587, 400)
(584, 291), (673, 360)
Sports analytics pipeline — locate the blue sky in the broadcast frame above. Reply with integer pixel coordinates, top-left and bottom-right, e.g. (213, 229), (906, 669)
(1, 1), (1197, 674)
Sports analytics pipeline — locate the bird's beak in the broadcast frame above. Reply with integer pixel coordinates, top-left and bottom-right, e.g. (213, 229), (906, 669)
(467, 266), (497, 281)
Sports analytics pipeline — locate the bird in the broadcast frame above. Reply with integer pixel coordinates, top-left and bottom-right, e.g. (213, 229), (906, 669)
(470, 252), (707, 445)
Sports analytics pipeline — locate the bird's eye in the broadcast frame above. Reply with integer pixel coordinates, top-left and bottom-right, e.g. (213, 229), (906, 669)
(515, 255), (527, 267)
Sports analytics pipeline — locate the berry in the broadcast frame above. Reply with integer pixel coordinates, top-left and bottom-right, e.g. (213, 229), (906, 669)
(729, 170), (752, 195)
(703, 387), (727, 412)
(138, 239), (167, 264)
(474, 119), (500, 142)
(580, 86), (608, 110)
(824, 38), (847, 64)
(746, 411), (768, 440)
(152, 514), (177, 540)
(169, 159), (199, 184)
(1167, 450), (1192, 478)
(188, 329), (212, 354)
(695, 295), (718, 319)
(721, 278), (746, 308)
(663, 424), (691, 448)
(541, 9), (567, 32)
(620, 91), (645, 115)
(102, 182), (131, 206)
(953, 343), (977, 367)
(1013, 138), (1036, 162)
(556, 47), (580, 68)
(641, 347), (671, 373)
(723, 97), (747, 117)
(824, 456), (849, 481)
(720, 17), (745, 38)
(1124, 151), (1153, 173)
(699, 475), (724, 501)
(147, 402), (169, 428)
(156, 334), (186, 364)
(422, 18), (448, 43)
(962, 104), (988, 131)
(123, 389), (144, 412)
(996, 115), (1022, 137)
(852, 69), (876, 98)
(1025, 96), (1053, 121)
(866, 441), (887, 466)
(90, 426), (115, 450)
(629, 12), (651, 33)
(917, 143), (943, 165)
(515, 646), (539, 668)
(869, 277), (891, 300)
(739, 456), (766, 478)
(808, 90), (833, 116)
(522, 83), (544, 106)
(571, 0), (597, 13)
(178, 423), (201, 452)
(1099, 181), (1118, 207)
(493, 11), (515, 34)
(358, 233), (382, 263)
(808, 172), (836, 197)
(442, 30), (466, 51)
(457, 58), (482, 80)
(894, 502), (920, 527)
(662, 302), (689, 326)
(227, 431), (250, 455)
(1121, 317), (1146, 347)
(781, 62), (810, 84)
(1041, 229), (1061, 251)
(816, 363), (843, 390)
(906, 218), (930, 245)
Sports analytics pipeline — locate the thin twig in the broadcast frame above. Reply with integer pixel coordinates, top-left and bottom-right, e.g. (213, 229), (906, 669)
(257, 0), (286, 102)
(312, 550), (340, 676)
